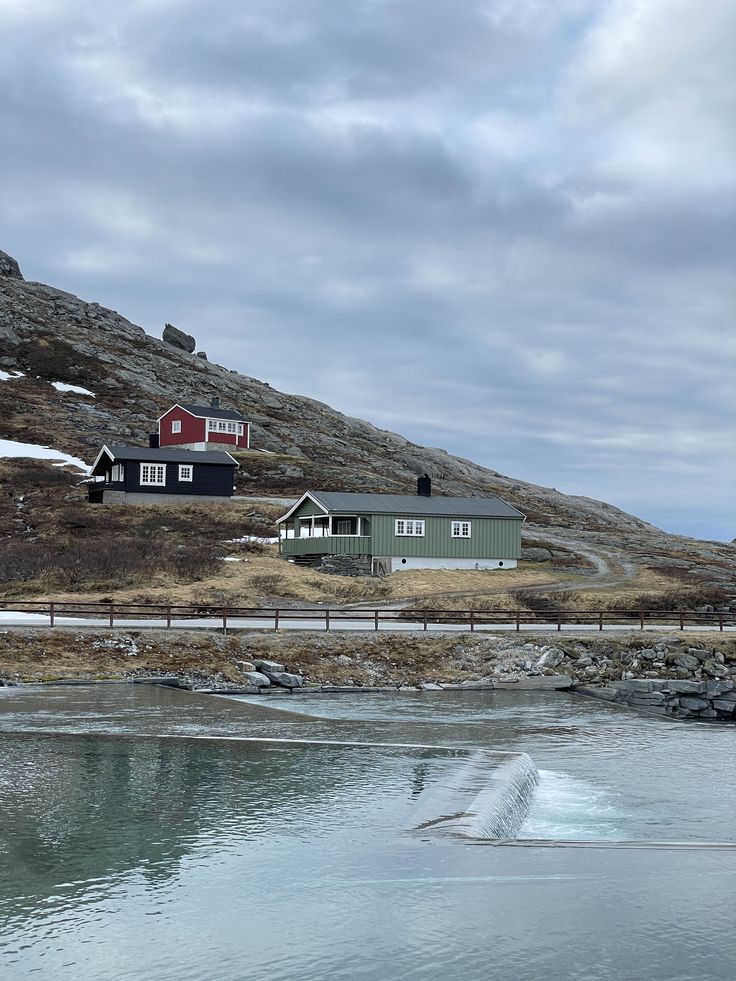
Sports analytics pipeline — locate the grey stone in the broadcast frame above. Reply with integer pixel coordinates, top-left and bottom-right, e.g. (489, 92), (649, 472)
(637, 648), (657, 661)
(254, 658), (285, 673)
(265, 671), (304, 688)
(536, 647), (565, 668)
(196, 351), (208, 359)
(679, 696), (711, 710)
(162, 322), (196, 352)
(663, 680), (708, 694)
(673, 653), (699, 671)
(711, 699), (736, 712)
(609, 679), (653, 691)
(0, 251), (23, 279)
(235, 660), (256, 673)
(628, 693), (666, 705)
(702, 660), (725, 678)
(243, 671), (271, 687)
(705, 681), (733, 695)
(698, 709), (718, 718)
(421, 682), (444, 690)
(711, 689), (736, 702)
(686, 648), (711, 662)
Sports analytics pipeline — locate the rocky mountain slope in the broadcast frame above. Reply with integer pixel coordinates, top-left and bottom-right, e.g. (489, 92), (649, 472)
(1, 249), (734, 588)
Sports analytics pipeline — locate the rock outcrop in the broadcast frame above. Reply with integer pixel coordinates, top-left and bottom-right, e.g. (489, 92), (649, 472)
(163, 323), (196, 353)
(0, 250), (23, 280)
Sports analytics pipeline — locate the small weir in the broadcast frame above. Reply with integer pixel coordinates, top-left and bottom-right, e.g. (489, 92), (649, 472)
(411, 751), (540, 839)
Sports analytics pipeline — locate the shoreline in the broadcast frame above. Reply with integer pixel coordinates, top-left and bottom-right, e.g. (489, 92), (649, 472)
(1, 625), (734, 697)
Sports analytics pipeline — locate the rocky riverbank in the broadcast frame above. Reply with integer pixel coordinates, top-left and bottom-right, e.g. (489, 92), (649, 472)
(1, 627), (734, 708)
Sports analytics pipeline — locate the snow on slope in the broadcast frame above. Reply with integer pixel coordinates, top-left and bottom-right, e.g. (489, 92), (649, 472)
(0, 438), (89, 472)
(51, 381), (95, 397)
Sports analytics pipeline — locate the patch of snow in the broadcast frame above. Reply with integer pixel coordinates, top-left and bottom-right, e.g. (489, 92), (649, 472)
(51, 381), (96, 397)
(221, 556), (247, 562)
(0, 369), (25, 381)
(226, 535), (279, 544)
(0, 439), (89, 473)
(0, 611), (86, 624)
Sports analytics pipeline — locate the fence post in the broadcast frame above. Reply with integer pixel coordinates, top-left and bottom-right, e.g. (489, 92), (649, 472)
(166, 606), (172, 630)
(679, 611), (684, 631)
(470, 609), (475, 633)
(516, 609), (520, 632)
(720, 613), (724, 632)
(599, 611), (603, 632)
(640, 609), (644, 631)
(557, 612), (562, 632)
(423, 611), (428, 632)
(325, 609), (330, 632)
(374, 610), (379, 632)
(49, 601), (55, 628)
(109, 602), (114, 629)
(274, 609), (280, 631)
(222, 608), (228, 635)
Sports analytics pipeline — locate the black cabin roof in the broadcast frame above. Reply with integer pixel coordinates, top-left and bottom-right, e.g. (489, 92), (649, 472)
(179, 403), (246, 421)
(91, 444), (238, 474)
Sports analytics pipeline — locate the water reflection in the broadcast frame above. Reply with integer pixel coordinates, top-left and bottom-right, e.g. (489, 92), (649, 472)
(1, 685), (736, 981)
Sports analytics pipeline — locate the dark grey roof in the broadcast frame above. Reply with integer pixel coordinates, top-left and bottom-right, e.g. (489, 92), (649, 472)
(180, 403), (245, 421)
(98, 445), (237, 466)
(305, 491), (524, 519)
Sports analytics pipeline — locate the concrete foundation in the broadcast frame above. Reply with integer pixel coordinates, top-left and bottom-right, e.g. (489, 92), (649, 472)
(92, 490), (233, 505)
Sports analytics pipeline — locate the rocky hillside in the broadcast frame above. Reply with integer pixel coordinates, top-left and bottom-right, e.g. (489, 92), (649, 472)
(1, 249), (734, 588)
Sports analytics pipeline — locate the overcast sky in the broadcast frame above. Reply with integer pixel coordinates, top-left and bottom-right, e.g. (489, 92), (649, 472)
(2, 0), (734, 540)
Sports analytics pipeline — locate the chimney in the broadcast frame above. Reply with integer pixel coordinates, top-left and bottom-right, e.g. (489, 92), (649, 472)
(417, 474), (432, 497)
(148, 433), (159, 448)
(211, 396), (220, 409)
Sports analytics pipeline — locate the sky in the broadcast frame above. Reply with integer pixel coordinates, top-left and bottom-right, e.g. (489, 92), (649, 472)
(1, 0), (734, 541)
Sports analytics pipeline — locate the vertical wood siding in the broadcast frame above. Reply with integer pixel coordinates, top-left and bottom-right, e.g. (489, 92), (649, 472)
(370, 514), (521, 558)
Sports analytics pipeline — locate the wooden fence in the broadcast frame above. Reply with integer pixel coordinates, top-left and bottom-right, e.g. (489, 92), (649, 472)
(0, 600), (734, 633)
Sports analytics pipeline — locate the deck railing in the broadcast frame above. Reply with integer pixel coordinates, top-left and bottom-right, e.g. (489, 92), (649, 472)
(0, 600), (733, 633)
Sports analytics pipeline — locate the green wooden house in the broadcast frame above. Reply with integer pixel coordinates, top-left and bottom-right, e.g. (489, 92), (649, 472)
(277, 478), (525, 575)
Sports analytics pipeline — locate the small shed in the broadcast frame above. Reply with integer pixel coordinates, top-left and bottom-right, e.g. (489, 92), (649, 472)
(88, 445), (238, 505)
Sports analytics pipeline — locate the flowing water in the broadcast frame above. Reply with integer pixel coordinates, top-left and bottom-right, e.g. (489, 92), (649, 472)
(1, 683), (735, 981)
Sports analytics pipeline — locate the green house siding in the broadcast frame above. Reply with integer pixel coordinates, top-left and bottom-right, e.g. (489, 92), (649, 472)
(370, 514), (521, 559)
(281, 497), (522, 560)
(292, 499), (326, 519)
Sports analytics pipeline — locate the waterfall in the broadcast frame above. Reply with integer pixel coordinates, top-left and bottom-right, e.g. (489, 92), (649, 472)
(411, 751), (540, 840)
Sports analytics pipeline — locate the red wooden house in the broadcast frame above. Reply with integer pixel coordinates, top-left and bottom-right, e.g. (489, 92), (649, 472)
(156, 398), (250, 451)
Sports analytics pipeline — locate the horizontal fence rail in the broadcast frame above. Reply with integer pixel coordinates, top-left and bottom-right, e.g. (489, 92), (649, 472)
(0, 600), (734, 633)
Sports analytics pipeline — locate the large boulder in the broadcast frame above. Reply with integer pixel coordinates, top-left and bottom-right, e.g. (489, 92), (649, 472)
(0, 250), (23, 279)
(162, 322), (196, 352)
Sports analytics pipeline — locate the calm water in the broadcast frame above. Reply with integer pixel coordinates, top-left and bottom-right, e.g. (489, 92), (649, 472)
(1, 683), (735, 981)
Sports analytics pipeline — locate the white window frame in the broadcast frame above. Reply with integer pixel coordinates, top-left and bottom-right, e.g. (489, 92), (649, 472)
(110, 464), (123, 482)
(451, 520), (472, 538)
(237, 424), (244, 435)
(171, 419), (182, 433)
(207, 418), (217, 432)
(178, 465), (193, 482)
(227, 422), (237, 433)
(395, 518), (425, 537)
(140, 463), (166, 486)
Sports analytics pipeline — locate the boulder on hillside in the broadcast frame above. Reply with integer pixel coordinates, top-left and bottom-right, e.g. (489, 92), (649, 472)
(163, 322), (196, 352)
(0, 251), (23, 280)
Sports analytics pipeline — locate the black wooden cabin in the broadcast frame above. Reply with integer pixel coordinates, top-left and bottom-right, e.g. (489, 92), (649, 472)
(88, 445), (238, 504)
